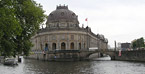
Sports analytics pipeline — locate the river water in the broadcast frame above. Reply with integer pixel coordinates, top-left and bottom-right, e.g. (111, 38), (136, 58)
(0, 58), (145, 74)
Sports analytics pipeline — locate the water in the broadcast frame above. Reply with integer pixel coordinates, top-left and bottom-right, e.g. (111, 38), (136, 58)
(0, 59), (145, 74)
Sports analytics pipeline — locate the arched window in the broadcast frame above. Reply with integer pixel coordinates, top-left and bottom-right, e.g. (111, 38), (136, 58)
(50, 13), (53, 17)
(71, 35), (74, 40)
(72, 13), (75, 16)
(79, 43), (81, 49)
(61, 42), (66, 50)
(52, 43), (56, 50)
(70, 42), (74, 50)
(61, 12), (64, 16)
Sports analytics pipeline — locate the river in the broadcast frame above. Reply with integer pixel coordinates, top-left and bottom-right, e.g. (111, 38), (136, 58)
(0, 58), (145, 74)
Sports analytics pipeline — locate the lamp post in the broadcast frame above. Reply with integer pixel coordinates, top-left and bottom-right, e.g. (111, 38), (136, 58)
(114, 40), (117, 52)
(87, 26), (89, 50)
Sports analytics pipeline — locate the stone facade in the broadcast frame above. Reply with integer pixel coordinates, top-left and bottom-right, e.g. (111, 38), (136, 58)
(31, 5), (108, 52)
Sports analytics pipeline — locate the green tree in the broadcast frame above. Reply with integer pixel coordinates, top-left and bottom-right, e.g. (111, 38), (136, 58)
(0, 0), (22, 57)
(14, 0), (46, 56)
(132, 37), (145, 49)
(0, 0), (45, 57)
(132, 40), (137, 49)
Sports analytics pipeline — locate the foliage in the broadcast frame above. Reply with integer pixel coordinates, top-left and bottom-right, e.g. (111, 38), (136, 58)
(0, 0), (46, 57)
(132, 37), (145, 49)
(14, 0), (46, 56)
(0, 0), (22, 57)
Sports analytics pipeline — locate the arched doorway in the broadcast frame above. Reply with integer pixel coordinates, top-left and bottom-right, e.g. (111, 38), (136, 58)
(45, 43), (48, 51)
(52, 43), (56, 50)
(79, 43), (81, 49)
(70, 42), (74, 50)
(61, 42), (66, 50)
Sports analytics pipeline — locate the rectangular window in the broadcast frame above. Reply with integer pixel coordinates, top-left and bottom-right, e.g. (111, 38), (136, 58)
(71, 35), (74, 40)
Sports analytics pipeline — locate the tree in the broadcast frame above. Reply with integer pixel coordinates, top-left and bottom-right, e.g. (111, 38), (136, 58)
(132, 37), (145, 49)
(14, 0), (46, 56)
(0, 0), (22, 57)
(0, 0), (46, 57)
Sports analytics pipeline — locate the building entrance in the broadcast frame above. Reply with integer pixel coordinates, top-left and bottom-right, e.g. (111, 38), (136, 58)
(61, 42), (66, 50)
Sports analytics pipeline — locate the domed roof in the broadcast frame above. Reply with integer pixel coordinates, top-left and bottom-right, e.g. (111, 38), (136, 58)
(46, 5), (79, 23)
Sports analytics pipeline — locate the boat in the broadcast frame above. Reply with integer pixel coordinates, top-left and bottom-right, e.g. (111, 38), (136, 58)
(0, 56), (4, 63)
(4, 58), (18, 65)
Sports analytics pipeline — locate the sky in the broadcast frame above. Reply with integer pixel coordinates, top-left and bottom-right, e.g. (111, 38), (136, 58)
(34, 0), (145, 47)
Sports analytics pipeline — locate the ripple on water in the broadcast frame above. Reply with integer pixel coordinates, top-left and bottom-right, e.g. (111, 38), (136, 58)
(1, 59), (145, 74)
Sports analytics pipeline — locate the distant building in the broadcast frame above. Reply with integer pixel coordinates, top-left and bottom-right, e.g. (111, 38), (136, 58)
(121, 43), (131, 51)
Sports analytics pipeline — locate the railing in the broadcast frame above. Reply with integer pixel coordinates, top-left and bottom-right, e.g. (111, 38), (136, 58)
(31, 49), (113, 54)
(31, 49), (81, 54)
(48, 50), (80, 53)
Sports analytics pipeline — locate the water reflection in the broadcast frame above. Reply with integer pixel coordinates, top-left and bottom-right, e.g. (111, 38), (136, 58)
(1, 59), (145, 74)
(24, 60), (94, 74)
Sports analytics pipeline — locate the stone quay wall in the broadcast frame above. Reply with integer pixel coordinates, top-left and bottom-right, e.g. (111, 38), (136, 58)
(26, 50), (145, 62)
(26, 50), (91, 61)
(115, 50), (145, 61)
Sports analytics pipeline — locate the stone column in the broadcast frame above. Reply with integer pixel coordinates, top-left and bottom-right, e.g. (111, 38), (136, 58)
(66, 34), (69, 50)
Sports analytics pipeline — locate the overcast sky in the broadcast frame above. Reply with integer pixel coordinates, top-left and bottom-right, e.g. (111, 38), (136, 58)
(34, 0), (145, 47)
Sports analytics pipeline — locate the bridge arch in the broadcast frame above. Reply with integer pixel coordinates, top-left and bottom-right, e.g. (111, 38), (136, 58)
(84, 51), (116, 60)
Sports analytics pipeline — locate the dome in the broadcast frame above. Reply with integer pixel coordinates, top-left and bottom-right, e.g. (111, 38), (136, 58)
(47, 5), (78, 22)
(46, 5), (79, 28)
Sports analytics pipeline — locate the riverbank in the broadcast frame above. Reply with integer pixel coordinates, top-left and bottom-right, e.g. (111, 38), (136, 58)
(115, 50), (145, 62)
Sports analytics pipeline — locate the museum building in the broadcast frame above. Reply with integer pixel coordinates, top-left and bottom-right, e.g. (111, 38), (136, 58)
(31, 5), (108, 51)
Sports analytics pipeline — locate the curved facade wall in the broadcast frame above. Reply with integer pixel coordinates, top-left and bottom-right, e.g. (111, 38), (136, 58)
(31, 30), (105, 51)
